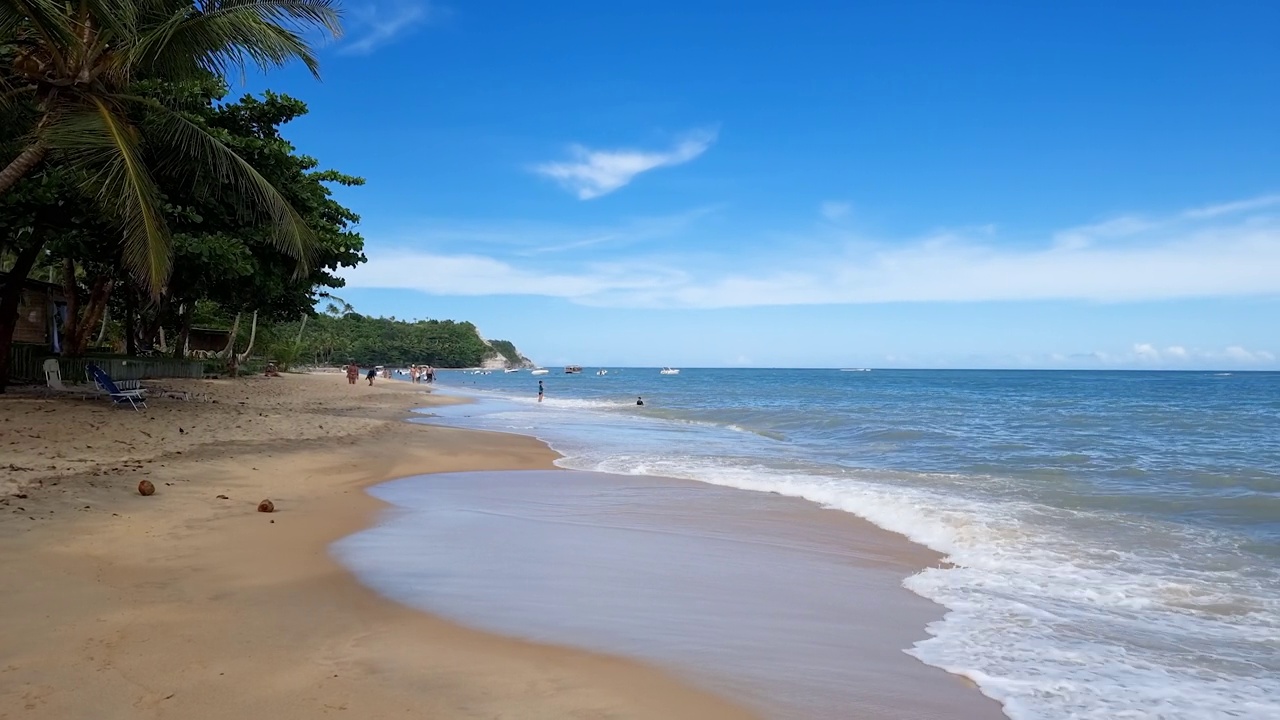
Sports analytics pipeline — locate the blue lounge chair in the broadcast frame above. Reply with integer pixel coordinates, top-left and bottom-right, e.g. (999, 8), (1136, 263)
(86, 364), (148, 411)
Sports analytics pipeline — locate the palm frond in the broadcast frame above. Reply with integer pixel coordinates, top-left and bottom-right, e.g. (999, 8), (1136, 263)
(132, 0), (341, 81)
(1, 0), (78, 75)
(142, 97), (316, 270)
(42, 99), (172, 292)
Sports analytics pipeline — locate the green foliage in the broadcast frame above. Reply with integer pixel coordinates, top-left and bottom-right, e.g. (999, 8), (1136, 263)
(0, 0), (342, 292)
(487, 339), (528, 366)
(282, 314), (514, 368)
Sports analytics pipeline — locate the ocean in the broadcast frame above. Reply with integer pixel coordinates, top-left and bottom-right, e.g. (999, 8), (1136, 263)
(339, 368), (1280, 720)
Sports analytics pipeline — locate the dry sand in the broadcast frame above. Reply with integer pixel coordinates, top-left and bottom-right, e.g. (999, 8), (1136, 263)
(0, 373), (757, 719)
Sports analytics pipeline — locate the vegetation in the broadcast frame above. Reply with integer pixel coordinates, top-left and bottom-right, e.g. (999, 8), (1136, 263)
(0, 2), (531, 388)
(0, 1), (343, 391)
(270, 310), (525, 369)
(487, 339), (530, 367)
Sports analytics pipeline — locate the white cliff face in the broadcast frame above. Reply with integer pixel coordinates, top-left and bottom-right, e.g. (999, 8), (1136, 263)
(479, 355), (508, 370)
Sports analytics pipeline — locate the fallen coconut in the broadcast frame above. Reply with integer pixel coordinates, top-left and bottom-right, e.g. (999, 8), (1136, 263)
(138, 480), (155, 496)
(257, 499), (275, 513)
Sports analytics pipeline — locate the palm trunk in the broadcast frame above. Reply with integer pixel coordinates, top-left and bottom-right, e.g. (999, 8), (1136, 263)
(59, 259), (80, 356)
(236, 310), (258, 363)
(95, 305), (109, 347)
(70, 278), (112, 355)
(220, 313), (241, 358)
(0, 144), (47, 196)
(0, 242), (45, 393)
(124, 288), (137, 355)
(174, 303), (193, 359)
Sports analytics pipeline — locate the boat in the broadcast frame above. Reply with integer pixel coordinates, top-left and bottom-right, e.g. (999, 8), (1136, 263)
(504, 368), (520, 373)
(565, 365), (583, 374)
(530, 368), (549, 376)
(840, 368), (872, 372)
(659, 367), (680, 375)
(596, 369), (608, 375)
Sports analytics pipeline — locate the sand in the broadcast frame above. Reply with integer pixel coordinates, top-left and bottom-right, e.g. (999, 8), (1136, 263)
(1, 371), (1004, 719)
(0, 373), (756, 719)
(339, 469), (1009, 719)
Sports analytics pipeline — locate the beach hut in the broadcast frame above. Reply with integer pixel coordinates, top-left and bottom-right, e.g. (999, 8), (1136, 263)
(186, 327), (233, 354)
(0, 271), (66, 349)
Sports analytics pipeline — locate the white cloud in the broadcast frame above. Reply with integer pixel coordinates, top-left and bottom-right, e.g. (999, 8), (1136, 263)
(533, 129), (717, 200)
(345, 252), (687, 299)
(1182, 194), (1280, 220)
(1083, 343), (1277, 367)
(821, 201), (851, 221)
(346, 193), (1280, 311)
(341, 0), (434, 55)
(1132, 343), (1161, 361)
(1222, 345), (1276, 363)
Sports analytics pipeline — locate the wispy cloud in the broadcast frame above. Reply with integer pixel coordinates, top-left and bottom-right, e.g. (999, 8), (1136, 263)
(1099, 343), (1276, 366)
(345, 253), (687, 299)
(341, 0), (435, 55)
(346, 193), (1280, 310)
(820, 201), (851, 221)
(533, 128), (718, 200)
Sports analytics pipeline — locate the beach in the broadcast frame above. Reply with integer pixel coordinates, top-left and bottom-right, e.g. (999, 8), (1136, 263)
(0, 374), (756, 719)
(0, 371), (1006, 719)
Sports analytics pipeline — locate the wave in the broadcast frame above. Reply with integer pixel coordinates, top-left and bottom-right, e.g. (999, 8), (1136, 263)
(549, 452), (1280, 720)
(422, 383), (1280, 719)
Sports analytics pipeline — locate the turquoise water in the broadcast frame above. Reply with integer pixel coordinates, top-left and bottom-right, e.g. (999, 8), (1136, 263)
(403, 368), (1280, 719)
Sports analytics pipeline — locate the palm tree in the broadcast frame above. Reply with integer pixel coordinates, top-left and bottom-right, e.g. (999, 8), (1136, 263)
(0, 0), (343, 291)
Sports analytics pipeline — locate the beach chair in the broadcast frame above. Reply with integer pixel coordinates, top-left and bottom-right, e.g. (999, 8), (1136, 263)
(86, 363), (148, 411)
(41, 358), (97, 397)
(43, 358), (92, 397)
(86, 365), (146, 395)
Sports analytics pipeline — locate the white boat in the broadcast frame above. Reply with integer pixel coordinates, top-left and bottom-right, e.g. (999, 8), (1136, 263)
(530, 368), (549, 376)
(596, 369), (608, 375)
(504, 368), (520, 373)
(659, 367), (680, 375)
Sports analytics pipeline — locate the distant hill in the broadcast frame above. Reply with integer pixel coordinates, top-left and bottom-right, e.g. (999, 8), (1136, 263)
(300, 313), (532, 368)
(484, 339), (535, 369)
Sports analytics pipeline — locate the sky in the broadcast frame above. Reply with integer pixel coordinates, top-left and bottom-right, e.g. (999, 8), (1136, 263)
(242, 0), (1279, 369)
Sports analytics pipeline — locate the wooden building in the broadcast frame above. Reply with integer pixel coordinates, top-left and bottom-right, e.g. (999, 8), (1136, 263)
(0, 272), (65, 349)
(186, 327), (232, 354)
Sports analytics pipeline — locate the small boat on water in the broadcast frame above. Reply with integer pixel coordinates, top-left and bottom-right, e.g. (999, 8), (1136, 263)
(530, 368), (549, 376)
(660, 367), (680, 375)
(504, 368), (520, 373)
(565, 365), (583, 374)
(596, 369), (608, 375)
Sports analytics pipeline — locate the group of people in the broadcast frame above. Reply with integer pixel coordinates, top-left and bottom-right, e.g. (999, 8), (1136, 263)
(409, 365), (435, 384)
(536, 379), (643, 406)
(344, 362), (399, 386)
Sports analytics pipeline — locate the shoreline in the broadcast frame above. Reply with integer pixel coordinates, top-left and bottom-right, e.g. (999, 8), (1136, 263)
(0, 373), (758, 719)
(1, 372), (1004, 719)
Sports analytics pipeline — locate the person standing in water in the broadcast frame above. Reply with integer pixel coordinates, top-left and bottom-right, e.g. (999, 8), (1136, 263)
(538, 380), (544, 402)
(636, 396), (644, 406)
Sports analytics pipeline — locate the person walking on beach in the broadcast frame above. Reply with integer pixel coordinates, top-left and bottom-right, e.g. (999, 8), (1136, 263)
(427, 366), (435, 383)
(366, 368), (377, 386)
(538, 380), (544, 403)
(345, 361), (359, 385)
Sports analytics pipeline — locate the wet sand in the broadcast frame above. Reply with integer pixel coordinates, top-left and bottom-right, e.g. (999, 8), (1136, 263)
(335, 469), (1008, 719)
(0, 374), (756, 719)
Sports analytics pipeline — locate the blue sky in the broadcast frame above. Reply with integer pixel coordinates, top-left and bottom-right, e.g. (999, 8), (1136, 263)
(245, 1), (1278, 369)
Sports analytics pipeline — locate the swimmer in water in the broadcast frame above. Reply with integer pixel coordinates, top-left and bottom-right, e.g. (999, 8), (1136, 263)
(636, 396), (644, 406)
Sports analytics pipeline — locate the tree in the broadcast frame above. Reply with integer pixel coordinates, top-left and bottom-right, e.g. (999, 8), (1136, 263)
(0, 0), (342, 391)
(0, 0), (342, 292)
